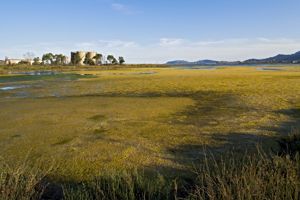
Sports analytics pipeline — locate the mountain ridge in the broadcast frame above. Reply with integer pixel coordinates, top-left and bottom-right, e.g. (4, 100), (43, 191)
(166, 51), (300, 65)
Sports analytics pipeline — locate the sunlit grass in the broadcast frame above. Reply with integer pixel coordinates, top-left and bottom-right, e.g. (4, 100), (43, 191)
(0, 66), (300, 181)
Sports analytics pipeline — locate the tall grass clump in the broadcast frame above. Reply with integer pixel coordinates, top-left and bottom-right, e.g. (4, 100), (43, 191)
(0, 158), (52, 200)
(1, 129), (300, 200)
(188, 130), (300, 200)
(63, 169), (177, 200)
(64, 170), (177, 200)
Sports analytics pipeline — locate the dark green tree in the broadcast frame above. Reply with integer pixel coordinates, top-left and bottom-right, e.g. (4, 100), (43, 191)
(118, 56), (125, 65)
(93, 54), (103, 65)
(107, 55), (115, 64)
(54, 54), (67, 65)
(33, 57), (40, 65)
(42, 53), (54, 65)
(112, 58), (118, 65)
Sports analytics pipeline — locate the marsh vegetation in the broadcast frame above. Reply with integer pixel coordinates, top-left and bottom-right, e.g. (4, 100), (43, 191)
(0, 65), (300, 199)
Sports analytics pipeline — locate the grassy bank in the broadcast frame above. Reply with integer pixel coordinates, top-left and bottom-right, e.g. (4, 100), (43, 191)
(0, 64), (168, 74)
(1, 129), (300, 200)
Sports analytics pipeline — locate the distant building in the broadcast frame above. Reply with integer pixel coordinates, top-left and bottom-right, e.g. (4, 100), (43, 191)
(5, 58), (23, 65)
(71, 51), (98, 65)
(4, 57), (34, 65)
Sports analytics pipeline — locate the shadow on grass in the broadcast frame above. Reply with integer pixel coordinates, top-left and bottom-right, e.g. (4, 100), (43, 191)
(12, 90), (300, 199)
(259, 108), (300, 134)
(151, 92), (300, 181)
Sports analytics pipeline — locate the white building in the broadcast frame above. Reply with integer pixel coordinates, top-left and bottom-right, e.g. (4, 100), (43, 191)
(4, 57), (33, 65)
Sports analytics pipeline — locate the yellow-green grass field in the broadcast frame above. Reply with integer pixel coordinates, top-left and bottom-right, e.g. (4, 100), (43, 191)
(0, 66), (300, 181)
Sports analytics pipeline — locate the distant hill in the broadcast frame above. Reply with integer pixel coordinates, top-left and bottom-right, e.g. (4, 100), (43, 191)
(243, 51), (300, 64)
(166, 51), (300, 65)
(166, 60), (191, 65)
(194, 60), (218, 65)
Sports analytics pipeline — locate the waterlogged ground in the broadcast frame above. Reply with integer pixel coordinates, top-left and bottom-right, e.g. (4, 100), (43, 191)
(0, 66), (300, 181)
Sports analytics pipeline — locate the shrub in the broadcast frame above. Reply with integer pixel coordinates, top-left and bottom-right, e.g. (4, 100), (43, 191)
(0, 159), (52, 200)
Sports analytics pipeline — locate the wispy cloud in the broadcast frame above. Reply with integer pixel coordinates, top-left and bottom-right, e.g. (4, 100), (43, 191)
(159, 38), (185, 47)
(111, 3), (136, 15)
(98, 40), (137, 48)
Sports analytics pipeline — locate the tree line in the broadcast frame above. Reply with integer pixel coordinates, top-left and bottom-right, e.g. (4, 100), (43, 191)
(12, 52), (125, 66)
(34, 53), (125, 65)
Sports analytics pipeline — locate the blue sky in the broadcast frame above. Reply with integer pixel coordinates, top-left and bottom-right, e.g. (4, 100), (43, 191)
(1, 0), (300, 63)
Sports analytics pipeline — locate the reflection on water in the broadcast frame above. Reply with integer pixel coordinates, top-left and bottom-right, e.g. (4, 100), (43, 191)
(11, 71), (59, 76)
(0, 71), (96, 99)
(1, 71), (95, 83)
(0, 85), (28, 91)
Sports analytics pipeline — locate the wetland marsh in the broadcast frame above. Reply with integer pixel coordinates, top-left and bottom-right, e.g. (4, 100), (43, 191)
(0, 66), (300, 182)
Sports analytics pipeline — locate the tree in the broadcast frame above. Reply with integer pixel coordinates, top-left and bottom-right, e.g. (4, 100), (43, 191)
(33, 57), (41, 65)
(23, 52), (35, 62)
(61, 55), (67, 65)
(112, 57), (118, 65)
(107, 55), (115, 64)
(93, 53), (103, 65)
(118, 56), (125, 65)
(54, 54), (67, 65)
(42, 53), (54, 65)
